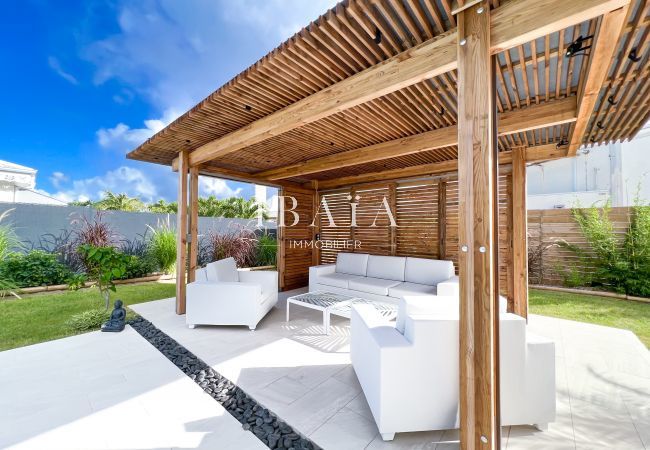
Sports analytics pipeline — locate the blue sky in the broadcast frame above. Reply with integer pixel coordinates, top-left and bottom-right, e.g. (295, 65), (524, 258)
(0, 0), (336, 203)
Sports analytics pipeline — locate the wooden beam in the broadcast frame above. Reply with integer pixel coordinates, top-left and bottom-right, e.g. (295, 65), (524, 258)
(256, 97), (576, 180)
(188, 166), (199, 283)
(175, 150), (189, 315)
(457, 3), (500, 448)
(512, 148), (528, 319)
(567, 6), (629, 155)
(186, 0), (624, 167)
(317, 144), (562, 190)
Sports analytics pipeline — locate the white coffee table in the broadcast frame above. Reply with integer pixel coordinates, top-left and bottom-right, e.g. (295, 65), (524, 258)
(286, 291), (398, 335)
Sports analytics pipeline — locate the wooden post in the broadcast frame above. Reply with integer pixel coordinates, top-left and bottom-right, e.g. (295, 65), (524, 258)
(512, 148), (528, 318)
(457, 2), (501, 449)
(188, 166), (199, 283)
(277, 188), (286, 291)
(389, 182), (397, 255)
(176, 150), (189, 315)
(438, 180), (447, 259)
(312, 181), (321, 266)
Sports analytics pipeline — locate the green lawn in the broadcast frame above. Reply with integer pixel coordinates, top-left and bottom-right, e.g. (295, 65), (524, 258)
(530, 288), (650, 348)
(0, 282), (175, 351)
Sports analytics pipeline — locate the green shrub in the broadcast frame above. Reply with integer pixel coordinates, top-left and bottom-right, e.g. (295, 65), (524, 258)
(256, 234), (277, 266)
(77, 245), (130, 309)
(0, 250), (72, 287)
(0, 209), (21, 260)
(121, 255), (156, 280)
(147, 222), (176, 274)
(563, 198), (650, 297)
(65, 309), (110, 331)
(66, 273), (88, 291)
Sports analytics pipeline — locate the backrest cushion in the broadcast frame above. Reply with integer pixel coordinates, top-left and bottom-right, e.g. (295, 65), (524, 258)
(206, 257), (239, 282)
(395, 296), (459, 334)
(335, 253), (369, 276)
(405, 257), (454, 286)
(366, 255), (406, 282)
(195, 267), (208, 282)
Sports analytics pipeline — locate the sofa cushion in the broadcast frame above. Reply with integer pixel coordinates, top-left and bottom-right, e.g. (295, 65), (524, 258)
(388, 282), (437, 298)
(318, 272), (364, 289)
(404, 257), (454, 286)
(395, 296), (459, 334)
(206, 257), (239, 282)
(366, 255), (406, 282)
(195, 267), (208, 282)
(349, 277), (401, 296)
(335, 253), (369, 276)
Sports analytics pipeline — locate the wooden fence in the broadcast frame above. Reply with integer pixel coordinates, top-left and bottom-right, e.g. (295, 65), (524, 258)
(527, 207), (633, 286)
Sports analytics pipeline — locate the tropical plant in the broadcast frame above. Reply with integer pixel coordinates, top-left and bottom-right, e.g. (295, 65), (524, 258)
(220, 197), (269, 220)
(94, 192), (145, 212)
(148, 200), (177, 214)
(66, 309), (110, 331)
(66, 273), (88, 291)
(69, 199), (93, 207)
(121, 255), (156, 279)
(31, 229), (84, 272)
(77, 245), (129, 309)
(0, 250), (73, 288)
(147, 220), (176, 274)
(560, 198), (650, 296)
(71, 212), (118, 271)
(207, 227), (257, 267)
(256, 233), (277, 266)
(0, 209), (21, 260)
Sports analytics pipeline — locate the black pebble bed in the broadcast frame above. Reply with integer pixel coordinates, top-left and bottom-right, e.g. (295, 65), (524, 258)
(129, 316), (321, 450)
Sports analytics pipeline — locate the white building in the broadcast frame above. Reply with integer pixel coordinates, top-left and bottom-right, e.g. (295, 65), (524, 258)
(527, 123), (650, 209)
(0, 160), (66, 206)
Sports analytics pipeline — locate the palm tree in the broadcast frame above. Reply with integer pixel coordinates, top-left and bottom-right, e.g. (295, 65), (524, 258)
(148, 200), (177, 213)
(94, 192), (145, 212)
(221, 197), (269, 219)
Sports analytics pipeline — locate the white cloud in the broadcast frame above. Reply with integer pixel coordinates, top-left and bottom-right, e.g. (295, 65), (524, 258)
(46, 166), (159, 203)
(47, 56), (78, 85)
(96, 108), (180, 152)
(199, 177), (243, 199)
(49, 171), (69, 189)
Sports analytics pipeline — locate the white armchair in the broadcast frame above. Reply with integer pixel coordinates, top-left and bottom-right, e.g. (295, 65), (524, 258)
(351, 298), (555, 441)
(186, 257), (278, 330)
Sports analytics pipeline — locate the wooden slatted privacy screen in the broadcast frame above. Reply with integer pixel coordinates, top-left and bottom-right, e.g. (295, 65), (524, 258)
(278, 187), (315, 291)
(318, 171), (514, 300)
(527, 207), (633, 286)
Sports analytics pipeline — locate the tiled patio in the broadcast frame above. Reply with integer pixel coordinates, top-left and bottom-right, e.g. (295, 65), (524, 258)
(130, 289), (650, 450)
(2, 290), (648, 449)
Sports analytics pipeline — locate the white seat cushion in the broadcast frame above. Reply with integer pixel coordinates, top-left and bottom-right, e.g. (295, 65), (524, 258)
(349, 277), (401, 296)
(318, 272), (364, 289)
(195, 267), (208, 282)
(395, 296), (459, 333)
(404, 257), (455, 286)
(388, 282), (437, 298)
(335, 253), (369, 276)
(206, 257), (239, 282)
(366, 255), (406, 282)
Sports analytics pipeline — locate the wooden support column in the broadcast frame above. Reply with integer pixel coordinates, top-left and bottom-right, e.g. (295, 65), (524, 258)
(438, 180), (447, 260)
(389, 183), (397, 256)
(175, 150), (189, 315)
(188, 166), (199, 283)
(457, 2), (500, 449)
(512, 148), (528, 319)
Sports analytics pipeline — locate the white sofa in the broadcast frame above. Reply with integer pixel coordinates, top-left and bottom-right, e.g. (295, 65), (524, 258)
(351, 299), (555, 441)
(309, 253), (459, 305)
(186, 257), (278, 330)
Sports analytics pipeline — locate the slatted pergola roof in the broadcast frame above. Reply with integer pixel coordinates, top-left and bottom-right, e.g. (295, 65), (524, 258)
(127, 0), (649, 190)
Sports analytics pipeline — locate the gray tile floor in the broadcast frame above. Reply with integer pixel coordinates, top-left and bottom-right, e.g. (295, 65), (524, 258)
(129, 289), (650, 449)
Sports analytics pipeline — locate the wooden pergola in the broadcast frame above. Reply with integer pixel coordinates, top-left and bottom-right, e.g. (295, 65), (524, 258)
(128, 0), (648, 447)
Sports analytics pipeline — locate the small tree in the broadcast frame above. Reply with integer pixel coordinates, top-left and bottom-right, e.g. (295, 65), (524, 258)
(78, 245), (129, 309)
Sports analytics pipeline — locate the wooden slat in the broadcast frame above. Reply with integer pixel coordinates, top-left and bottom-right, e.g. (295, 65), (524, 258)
(177, 0), (625, 168)
(457, 3), (500, 448)
(175, 150), (189, 315)
(568, 6), (630, 155)
(256, 96), (576, 180)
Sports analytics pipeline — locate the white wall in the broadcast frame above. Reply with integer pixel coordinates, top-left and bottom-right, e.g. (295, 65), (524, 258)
(527, 123), (650, 209)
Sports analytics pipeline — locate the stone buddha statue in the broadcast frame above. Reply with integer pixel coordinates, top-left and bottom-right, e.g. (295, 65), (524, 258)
(101, 299), (126, 332)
